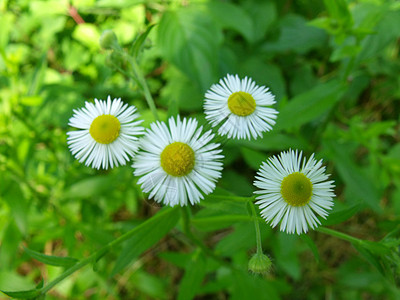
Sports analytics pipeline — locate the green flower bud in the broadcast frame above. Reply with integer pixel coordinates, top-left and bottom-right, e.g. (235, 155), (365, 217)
(100, 30), (119, 50)
(248, 252), (272, 275)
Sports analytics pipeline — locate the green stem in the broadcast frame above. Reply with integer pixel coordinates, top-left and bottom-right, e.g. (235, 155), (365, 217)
(40, 208), (174, 295)
(316, 227), (361, 245)
(113, 49), (159, 121)
(250, 202), (263, 254)
(129, 58), (159, 121)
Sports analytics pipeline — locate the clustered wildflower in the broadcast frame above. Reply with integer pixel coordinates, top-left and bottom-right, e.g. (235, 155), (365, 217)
(67, 74), (335, 235)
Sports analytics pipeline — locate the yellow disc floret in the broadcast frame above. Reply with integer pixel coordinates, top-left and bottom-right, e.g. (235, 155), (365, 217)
(227, 91), (256, 116)
(89, 114), (121, 144)
(281, 172), (313, 207)
(160, 142), (195, 177)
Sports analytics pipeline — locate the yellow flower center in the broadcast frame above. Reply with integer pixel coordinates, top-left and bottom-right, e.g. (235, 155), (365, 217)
(281, 172), (313, 207)
(89, 114), (121, 144)
(160, 142), (195, 177)
(227, 91), (256, 116)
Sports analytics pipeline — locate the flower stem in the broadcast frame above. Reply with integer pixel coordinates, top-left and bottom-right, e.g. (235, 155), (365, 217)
(250, 202), (263, 254)
(316, 227), (361, 245)
(113, 49), (159, 121)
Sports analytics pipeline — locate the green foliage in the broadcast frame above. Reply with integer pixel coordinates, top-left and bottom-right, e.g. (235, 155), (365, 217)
(1, 0), (400, 299)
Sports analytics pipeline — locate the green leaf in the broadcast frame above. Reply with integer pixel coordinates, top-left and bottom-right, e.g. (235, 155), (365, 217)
(323, 140), (382, 212)
(157, 6), (221, 90)
(275, 80), (345, 131)
(322, 203), (363, 226)
(207, 1), (254, 42)
(24, 247), (78, 268)
(130, 24), (156, 58)
(192, 215), (252, 232)
(262, 14), (328, 54)
(111, 207), (180, 276)
(300, 234), (320, 262)
(0, 288), (41, 299)
(177, 251), (207, 300)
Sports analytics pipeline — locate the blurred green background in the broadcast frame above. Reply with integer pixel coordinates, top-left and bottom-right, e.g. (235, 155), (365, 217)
(0, 0), (400, 299)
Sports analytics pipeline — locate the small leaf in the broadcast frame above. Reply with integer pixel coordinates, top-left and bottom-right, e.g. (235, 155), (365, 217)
(24, 247), (78, 267)
(130, 24), (156, 58)
(0, 288), (41, 299)
(322, 203), (363, 226)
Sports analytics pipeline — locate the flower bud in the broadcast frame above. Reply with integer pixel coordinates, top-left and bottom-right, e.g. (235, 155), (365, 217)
(248, 252), (272, 275)
(100, 30), (119, 50)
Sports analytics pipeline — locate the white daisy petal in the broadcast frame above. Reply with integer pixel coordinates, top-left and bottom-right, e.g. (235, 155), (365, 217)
(204, 73), (278, 140)
(254, 149), (335, 235)
(132, 116), (224, 207)
(67, 96), (144, 170)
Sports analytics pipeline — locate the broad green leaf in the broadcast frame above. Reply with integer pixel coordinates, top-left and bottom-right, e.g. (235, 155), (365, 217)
(206, 1), (254, 42)
(242, 0), (277, 41)
(111, 207), (179, 276)
(177, 251), (207, 300)
(157, 7), (221, 90)
(275, 80), (345, 131)
(324, 140), (382, 212)
(24, 247), (78, 267)
(262, 14), (327, 54)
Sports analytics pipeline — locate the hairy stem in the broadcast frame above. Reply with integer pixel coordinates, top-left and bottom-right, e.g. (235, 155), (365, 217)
(250, 202), (263, 254)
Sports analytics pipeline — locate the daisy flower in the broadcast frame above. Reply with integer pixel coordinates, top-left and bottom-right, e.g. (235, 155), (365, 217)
(204, 74), (278, 140)
(132, 116), (223, 206)
(67, 96), (144, 170)
(254, 149), (335, 235)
